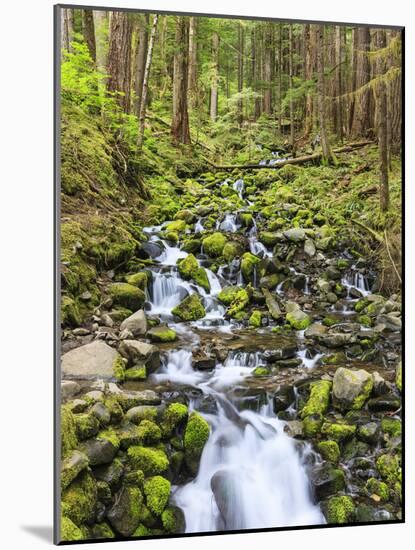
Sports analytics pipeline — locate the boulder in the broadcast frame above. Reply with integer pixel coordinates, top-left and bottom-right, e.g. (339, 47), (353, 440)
(286, 309), (312, 330)
(119, 340), (160, 373)
(108, 283), (145, 310)
(80, 437), (118, 466)
(117, 390), (161, 411)
(120, 310), (147, 337)
(304, 239), (316, 257)
(273, 385), (295, 412)
(61, 380), (81, 400)
(311, 463), (346, 500)
(61, 341), (124, 381)
(61, 450), (89, 490)
(283, 228), (306, 242)
(172, 294), (205, 321)
(262, 288), (282, 320)
(305, 323), (328, 338)
(332, 367), (373, 410)
(147, 326), (177, 343)
(107, 485), (143, 536)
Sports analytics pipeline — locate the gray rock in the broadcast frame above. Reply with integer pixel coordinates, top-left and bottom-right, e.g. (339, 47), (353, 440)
(318, 333), (355, 348)
(61, 341), (122, 380)
(125, 405), (159, 424)
(372, 371), (390, 396)
(61, 380), (80, 400)
(80, 437), (118, 466)
(310, 463), (345, 500)
(118, 340), (160, 373)
(85, 390), (105, 402)
(273, 385), (295, 412)
(91, 402), (111, 427)
(120, 309), (148, 337)
(93, 459), (124, 490)
(357, 422), (380, 445)
(376, 314), (401, 332)
(262, 288), (281, 319)
(68, 399), (89, 413)
(117, 390), (161, 411)
(305, 323), (328, 338)
(332, 367), (373, 410)
(283, 420), (304, 438)
(264, 344), (298, 361)
(367, 395), (401, 412)
(211, 469), (241, 529)
(316, 278), (331, 293)
(107, 485), (143, 536)
(283, 228), (306, 242)
(285, 300), (301, 313)
(72, 328), (90, 336)
(304, 239), (316, 257)
(61, 450), (89, 490)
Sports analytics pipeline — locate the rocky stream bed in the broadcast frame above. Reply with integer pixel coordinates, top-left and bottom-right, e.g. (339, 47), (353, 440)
(60, 173), (402, 542)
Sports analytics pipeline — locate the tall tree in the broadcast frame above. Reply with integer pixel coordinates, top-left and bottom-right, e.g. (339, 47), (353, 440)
(93, 10), (108, 73)
(171, 17), (191, 145)
(237, 23), (245, 124)
(188, 17), (198, 109)
(82, 9), (96, 62)
(263, 23), (273, 116)
(334, 25), (344, 142)
(137, 14), (158, 150)
(303, 24), (314, 137)
(107, 11), (133, 113)
(210, 31), (220, 123)
(316, 25), (334, 163)
(288, 24), (295, 148)
(351, 27), (373, 137)
(133, 14), (149, 116)
(61, 8), (75, 56)
(374, 29), (389, 211)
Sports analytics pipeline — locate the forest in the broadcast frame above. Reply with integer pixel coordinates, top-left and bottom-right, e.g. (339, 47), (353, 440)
(59, 6), (402, 544)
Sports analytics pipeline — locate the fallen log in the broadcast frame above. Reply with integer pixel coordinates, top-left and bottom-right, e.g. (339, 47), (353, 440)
(212, 141), (374, 170)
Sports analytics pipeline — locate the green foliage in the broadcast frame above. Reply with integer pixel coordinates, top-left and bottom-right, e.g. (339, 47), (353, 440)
(144, 476), (171, 516)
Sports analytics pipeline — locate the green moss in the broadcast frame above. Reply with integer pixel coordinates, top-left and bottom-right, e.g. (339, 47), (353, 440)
(240, 213), (253, 228)
(61, 405), (78, 457)
(136, 420), (162, 445)
(286, 310), (312, 330)
(61, 469), (97, 525)
(161, 403), (189, 437)
(108, 283), (145, 310)
(381, 418), (402, 438)
(104, 396), (124, 424)
(61, 296), (82, 327)
(303, 414), (323, 437)
(125, 365), (147, 381)
(147, 325), (177, 342)
(60, 516), (85, 542)
(241, 252), (260, 283)
(74, 413), (100, 440)
(112, 354), (126, 383)
(127, 446), (169, 476)
(161, 506), (185, 533)
(249, 310), (262, 328)
(144, 476), (171, 516)
(322, 316), (338, 327)
(351, 376), (374, 410)
(166, 219), (186, 233)
(202, 232), (227, 257)
(227, 288), (250, 317)
(178, 254), (210, 291)
(317, 440), (340, 463)
(252, 366), (270, 377)
(218, 286), (240, 305)
(396, 362), (402, 392)
(326, 496), (355, 524)
(90, 522), (115, 539)
(358, 314), (373, 327)
(184, 412), (210, 475)
(300, 380), (331, 418)
(223, 241), (244, 261)
(365, 478), (390, 502)
(125, 272), (149, 290)
(321, 422), (357, 442)
(98, 428), (121, 450)
(354, 298), (370, 313)
(376, 453), (401, 484)
(172, 293), (205, 321)
(259, 232), (280, 246)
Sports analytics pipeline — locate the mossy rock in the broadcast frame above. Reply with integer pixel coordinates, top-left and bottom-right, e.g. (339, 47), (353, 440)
(108, 283), (145, 311)
(172, 294), (205, 321)
(184, 412), (210, 475)
(107, 485), (143, 537)
(286, 309), (312, 330)
(317, 440), (340, 463)
(61, 296), (82, 327)
(61, 469), (97, 526)
(90, 522), (115, 539)
(365, 477), (390, 502)
(61, 405), (78, 457)
(144, 476), (171, 516)
(227, 288), (250, 317)
(300, 380), (331, 418)
(165, 219), (187, 233)
(182, 237), (201, 254)
(240, 212), (254, 228)
(125, 272), (149, 290)
(376, 453), (401, 484)
(223, 241), (245, 261)
(74, 413), (100, 440)
(161, 403), (189, 437)
(174, 209), (195, 223)
(147, 326), (177, 342)
(218, 286), (240, 305)
(241, 252), (260, 283)
(325, 496), (355, 524)
(252, 366), (270, 377)
(60, 516), (84, 542)
(202, 232), (228, 257)
(396, 362), (402, 392)
(259, 231), (281, 247)
(321, 422), (356, 442)
(161, 506), (186, 533)
(303, 413), (324, 437)
(249, 310), (262, 328)
(125, 365), (147, 381)
(136, 420), (162, 446)
(127, 446), (169, 476)
(177, 254), (210, 291)
(381, 417), (402, 438)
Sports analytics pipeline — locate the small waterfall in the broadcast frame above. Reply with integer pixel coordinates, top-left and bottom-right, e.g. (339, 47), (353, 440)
(342, 268), (370, 297)
(233, 178), (245, 200)
(297, 349), (324, 369)
(155, 241), (188, 266)
(153, 349), (205, 386)
(173, 350), (324, 532)
(195, 218), (204, 233)
(149, 268), (191, 316)
(248, 219), (272, 258)
(217, 213), (239, 233)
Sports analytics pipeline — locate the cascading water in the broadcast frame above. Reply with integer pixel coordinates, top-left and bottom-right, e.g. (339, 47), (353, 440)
(248, 219), (272, 258)
(149, 268), (192, 316)
(233, 178), (245, 200)
(342, 269), (371, 297)
(218, 213), (239, 233)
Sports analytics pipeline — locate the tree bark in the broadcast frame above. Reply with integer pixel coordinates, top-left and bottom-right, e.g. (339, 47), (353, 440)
(335, 25), (344, 142)
(289, 24), (295, 148)
(133, 14), (149, 116)
(374, 29), (389, 211)
(107, 11), (133, 113)
(237, 23), (244, 124)
(137, 14), (158, 149)
(210, 31), (220, 123)
(351, 27), (373, 137)
(304, 24), (314, 137)
(171, 17), (191, 145)
(188, 17), (198, 109)
(82, 9), (96, 62)
(93, 10), (108, 72)
(316, 25), (334, 163)
(263, 23), (273, 116)
(61, 8), (75, 56)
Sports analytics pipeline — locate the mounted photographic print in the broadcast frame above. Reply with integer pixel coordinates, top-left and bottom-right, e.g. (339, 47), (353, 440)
(55, 3), (404, 544)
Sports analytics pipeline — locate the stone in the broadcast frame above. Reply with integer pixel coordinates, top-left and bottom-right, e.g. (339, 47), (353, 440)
(318, 333), (355, 348)
(108, 283), (145, 311)
(120, 310), (148, 337)
(304, 239), (316, 257)
(172, 294), (205, 322)
(91, 402), (111, 427)
(367, 395), (401, 412)
(283, 420), (304, 438)
(119, 340), (160, 373)
(311, 463), (346, 500)
(61, 450), (89, 490)
(263, 344), (297, 361)
(305, 323), (328, 338)
(93, 459), (124, 490)
(286, 309), (312, 330)
(283, 228), (306, 242)
(61, 341), (124, 381)
(117, 390), (161, 411)
(147, 325), (178, 342)
(357, 422), (380, 445)
(376, 314), (401, 332)
(262, 288), (282, 320)
(80, 437), (118, 466)
(61, 380), (81, 400)
(107, 485), (143, 536)
(332, 367), (373, 410)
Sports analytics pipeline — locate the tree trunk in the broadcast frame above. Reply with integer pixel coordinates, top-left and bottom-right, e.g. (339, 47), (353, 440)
(107, 11), (133, 113)
(348, 28), (358, 136)
(304, 24), (314, 137)
(210, 31), (220, 123)
(374, 29), (389, 211)
(254, 25), (262, 119)
(82, 9), (96, 62)
(351, 27), (373, 137)
(137, 14), (158, 150)
(134, 14), (149, 116)
(171, 17), (191, 145)
(93, 10), (108, 72)
(237, 23), (244, 124)
(188, 17), (198, 109)
(335, 25), (344, 142)
(61, 8), (74, 56)
(263, 23), (272, 116)
(316, 25), (334, 163)
(289, 24), (295, 148)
